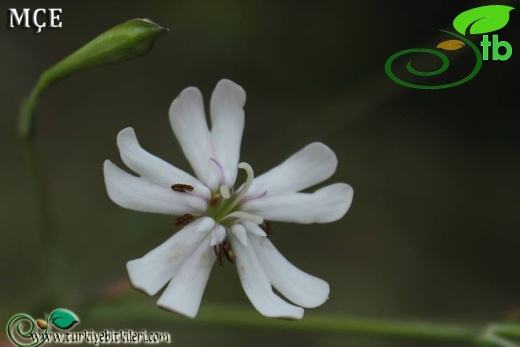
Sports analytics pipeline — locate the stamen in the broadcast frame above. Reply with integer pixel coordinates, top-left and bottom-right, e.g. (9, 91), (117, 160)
(222, 242), (236, 263)
(210, 158), (226, 186)
(173, 213), (194, 228)
(171, 183), (209, 203)
(260, 221), (273, 238)
(184, 190), (210, 203)
(227, 162), (255, 210)
(214, 242), (235, 266)
(171, 184), (194, 192)
(220, 185), (231, 199)
(224, 211), (263, 225)
(241, 190), (268, 203)
(212, 226), (232, 266)
(210, 194), (222, 207)
(213, 245), (224, 266)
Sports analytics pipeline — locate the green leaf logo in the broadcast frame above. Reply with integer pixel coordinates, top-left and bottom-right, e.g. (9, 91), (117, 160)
(453, 5), (514, 35)
(49, 309), (79, 330)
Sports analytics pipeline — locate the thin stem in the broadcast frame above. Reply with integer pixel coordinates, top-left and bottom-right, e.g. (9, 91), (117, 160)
(196, 305), (479, 342)
(18, 18), (167, 141)
(495, 325), (520, 339)
(86, 301), (482, 343)
(20, 141), (63, 307)
(19, 71), (51, 140)
(20, 141), (54, 245)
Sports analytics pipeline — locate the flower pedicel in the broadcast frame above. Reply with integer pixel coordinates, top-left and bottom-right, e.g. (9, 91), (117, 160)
(103, 79), (353, 319)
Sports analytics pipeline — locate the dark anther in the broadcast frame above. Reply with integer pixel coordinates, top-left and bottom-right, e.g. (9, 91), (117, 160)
(260, 221), (273, 238)
(222, 242), (236, 263)
(214, 241), (235, 265)
(173, 213), (194, 228)
(171, 184), (194, 192)
(214, 245), (224, 266)
(210, 194), (222, 207)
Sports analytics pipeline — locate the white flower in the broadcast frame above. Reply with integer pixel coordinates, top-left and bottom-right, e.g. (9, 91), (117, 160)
(103, 79), (354, 319)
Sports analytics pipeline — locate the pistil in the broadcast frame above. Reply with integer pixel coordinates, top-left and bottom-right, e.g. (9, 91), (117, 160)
(171, 160), (267, 266)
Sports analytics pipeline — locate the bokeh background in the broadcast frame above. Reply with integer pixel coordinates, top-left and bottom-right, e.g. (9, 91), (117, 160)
(1, 1), (519, 346)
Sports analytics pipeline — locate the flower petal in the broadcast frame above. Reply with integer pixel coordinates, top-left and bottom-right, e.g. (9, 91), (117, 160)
(241, 221), (268, 237)
(126, 218), (213, 296)
(103, 160), (206, 214)
(210, 224), (226, 246)
(231, 234), (304, 319)
(249, 143), (337, 196)
(249, 235), (329, 308)
(231, 224), (248, 247)
(156, 233), (215, 318)
(169, 87), (219, 190)
(243, 183), (353, 224)
(195, 217), (216, 233)
(116, 127), (210, 198)
(209, 79), (246, 187)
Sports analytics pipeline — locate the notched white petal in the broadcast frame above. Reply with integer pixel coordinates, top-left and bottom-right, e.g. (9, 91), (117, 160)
(116, 127), (210, 199)
(103, 160), (206, 214)
(242, 221), (268, 237)
(231, 224), (248, 247)
(231, 234), (304, 320)
(210, 79), (246, 187)
(156, 234), (215, 318)
(169, 87), (219, 190)
(250, 235), (329, 308)
(195, 217), (216, 233)
(243, 183), (354, 224)
(250, 142), (338, 196)
(126, 220), (210, 296)
(210, 224), (227, 246)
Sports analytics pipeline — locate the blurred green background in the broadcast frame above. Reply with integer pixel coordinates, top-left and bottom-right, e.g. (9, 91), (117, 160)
(1, 1), (519, 346)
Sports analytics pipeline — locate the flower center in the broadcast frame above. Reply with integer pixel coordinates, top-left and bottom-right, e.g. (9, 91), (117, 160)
(171, 160), (267, 266)
(207, 161), (266, 225)
(171, 160), (267, 224)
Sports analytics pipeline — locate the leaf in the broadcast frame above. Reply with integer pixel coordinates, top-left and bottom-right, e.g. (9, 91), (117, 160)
(453, 5), (514, 35)
(36, 319), (47, 329)
(437, 39), (465, 51)
(49, 309), (79, 330)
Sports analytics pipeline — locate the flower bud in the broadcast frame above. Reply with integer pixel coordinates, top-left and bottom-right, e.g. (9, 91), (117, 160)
(19, 18), (168, 139)
(41, 18), (168, 86)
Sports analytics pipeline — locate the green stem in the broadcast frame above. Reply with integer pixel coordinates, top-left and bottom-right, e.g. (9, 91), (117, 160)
(18, 18), (167, 141)
(19, 72), (51, 140)
(87, 302), (487, 343)
(495, 325), (520, 339)
(195, 306), (478, 342)
(20, 140), (63, 307)
(20, 141), (54, 242)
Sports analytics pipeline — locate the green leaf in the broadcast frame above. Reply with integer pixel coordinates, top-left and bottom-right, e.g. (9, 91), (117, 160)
(453, 5), (514, 35)
(49, 309), (79, 330)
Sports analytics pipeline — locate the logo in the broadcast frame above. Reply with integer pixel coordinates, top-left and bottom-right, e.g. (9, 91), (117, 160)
(385, 5), (514, 89)
(6, 308), (171, 346)
(7, 8), (63, 34)
(6, 309), (79, 347)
